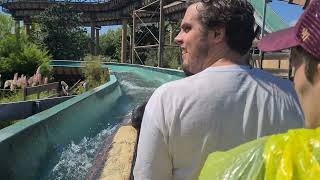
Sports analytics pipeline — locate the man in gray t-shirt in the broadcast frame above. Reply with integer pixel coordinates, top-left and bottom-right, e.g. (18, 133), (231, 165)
(133, 0), (304, 179)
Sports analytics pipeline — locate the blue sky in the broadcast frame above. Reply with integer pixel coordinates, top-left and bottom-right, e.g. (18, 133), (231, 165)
(1, 0), (304, 33)
(94, 26), (121, 34)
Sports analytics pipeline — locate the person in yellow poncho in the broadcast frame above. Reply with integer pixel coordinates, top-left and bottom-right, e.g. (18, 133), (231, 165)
(200, 0), (320, 179)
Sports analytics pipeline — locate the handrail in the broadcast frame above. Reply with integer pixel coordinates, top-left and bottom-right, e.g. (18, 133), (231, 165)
(23, 82), (60, 101)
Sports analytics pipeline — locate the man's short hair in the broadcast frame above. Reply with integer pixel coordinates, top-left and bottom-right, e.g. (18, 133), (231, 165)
(291, 46), (319, 83)
(188, 0), (256, 55)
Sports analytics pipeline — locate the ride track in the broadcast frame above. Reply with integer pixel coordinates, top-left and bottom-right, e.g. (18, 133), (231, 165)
(0, 61), (185, 179)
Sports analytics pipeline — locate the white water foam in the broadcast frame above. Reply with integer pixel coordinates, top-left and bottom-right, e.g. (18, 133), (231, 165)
(45, 126), (118, 180)
(120, 79), (156, 92)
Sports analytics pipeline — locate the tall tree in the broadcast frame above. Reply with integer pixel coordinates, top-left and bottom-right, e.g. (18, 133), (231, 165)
(99, 29), (122, 62)
(0, 14), (14, 40)
(34, 3), (89, 60)
(0, 34), (51, 81)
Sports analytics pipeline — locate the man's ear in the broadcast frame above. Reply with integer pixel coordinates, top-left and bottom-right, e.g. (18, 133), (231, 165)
(208, 26), (226, 43)
(315, 63), (320, 83)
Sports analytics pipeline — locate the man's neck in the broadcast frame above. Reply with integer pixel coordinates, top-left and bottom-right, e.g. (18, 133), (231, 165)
(210, 54), (249, 68)
(204, 46), (249, 68)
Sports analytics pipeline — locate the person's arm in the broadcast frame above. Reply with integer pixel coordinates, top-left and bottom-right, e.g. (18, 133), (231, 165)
(133, 89), (172, 180)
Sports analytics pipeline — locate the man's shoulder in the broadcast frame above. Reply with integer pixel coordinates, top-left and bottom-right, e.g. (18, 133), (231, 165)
(151, 76), (197, 100)
(252, 68), (294, 91)
(158, 74), (200, 90)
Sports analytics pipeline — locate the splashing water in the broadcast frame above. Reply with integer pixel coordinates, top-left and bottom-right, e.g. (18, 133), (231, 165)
(40, 71), (167, 180)
(43, 126), (117, 180)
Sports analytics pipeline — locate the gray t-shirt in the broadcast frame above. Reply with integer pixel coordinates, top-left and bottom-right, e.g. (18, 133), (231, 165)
(134, 65), (304, 180)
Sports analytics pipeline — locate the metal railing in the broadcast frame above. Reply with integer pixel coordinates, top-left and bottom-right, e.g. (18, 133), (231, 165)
(0, 82), (61, 102)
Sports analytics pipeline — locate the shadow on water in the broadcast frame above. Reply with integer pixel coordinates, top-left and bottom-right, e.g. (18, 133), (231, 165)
(38, 71), (162, 180)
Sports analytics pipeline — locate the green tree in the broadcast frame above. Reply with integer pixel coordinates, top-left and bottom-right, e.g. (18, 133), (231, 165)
(99, 29), (122, 62)
(0, 14), (14, 40)
(164, 22), (181, 69)
(34, 3), (89, 60)
(0, 33), (51, 81)
(81, 55), (110, 90)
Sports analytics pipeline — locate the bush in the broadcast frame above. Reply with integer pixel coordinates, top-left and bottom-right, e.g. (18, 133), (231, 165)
(33, 3), (90, 60)
(81, 55), (110, 90)
(144, 47), (181, 69)
(165, 47), (181, 69)
(0, 34), (52, 81)
(39, 60), (53, 78)
(99, 29), (122, 62)
(0, 14), (14, 40)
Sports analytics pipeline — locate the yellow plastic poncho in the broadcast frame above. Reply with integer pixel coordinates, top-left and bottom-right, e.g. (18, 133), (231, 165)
(199, 128), (320, 180)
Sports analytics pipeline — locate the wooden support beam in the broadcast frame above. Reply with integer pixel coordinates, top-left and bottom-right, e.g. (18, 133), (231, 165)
(23, 16), (31, 37)
(95, 26), (101, 55)
(91, 18), (96, 55)
(14, 19), (20, 40)
(158, 0), (165, 67)
(259, 0), (268, 70)
(121, 19), (128, 63)
(135, 44), (159, 49)
(131, 11), (136, 64)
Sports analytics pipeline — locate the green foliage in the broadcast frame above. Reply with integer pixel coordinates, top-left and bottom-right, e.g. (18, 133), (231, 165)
(0, 14), (51, 80)
(165, 47), (181, 69)
(9, 43), (51, 76)
(144, 49), (158, 67)
(99, 29), (122, 62)
(0, 90), (55, 103)
(39, 60), (53, 78)
(30, 23), (47, 48)
(81, 55), (110, 90)
(163, 22), (181, 69)
(142, 22), (181, 69)
(0, 120), (18, 130)
(0, 33), (23, 58)
(144, 47), (181, 69)
(133, 22), (181, 68)
(136, 24), (159, 46)
(165, 21), (181, 44)
(0, 33), (52, 80)
(0, 14), (14, 39)
(98, 21), (182, 69)
(134, 24), (160, 65)
(33, 3), (90, 60)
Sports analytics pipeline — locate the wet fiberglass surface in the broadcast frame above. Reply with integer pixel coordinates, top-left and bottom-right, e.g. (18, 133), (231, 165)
(38, 67), (183, 180)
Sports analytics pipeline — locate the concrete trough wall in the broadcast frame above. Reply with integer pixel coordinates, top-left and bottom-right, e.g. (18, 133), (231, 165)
(0, 96), (76, 122)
